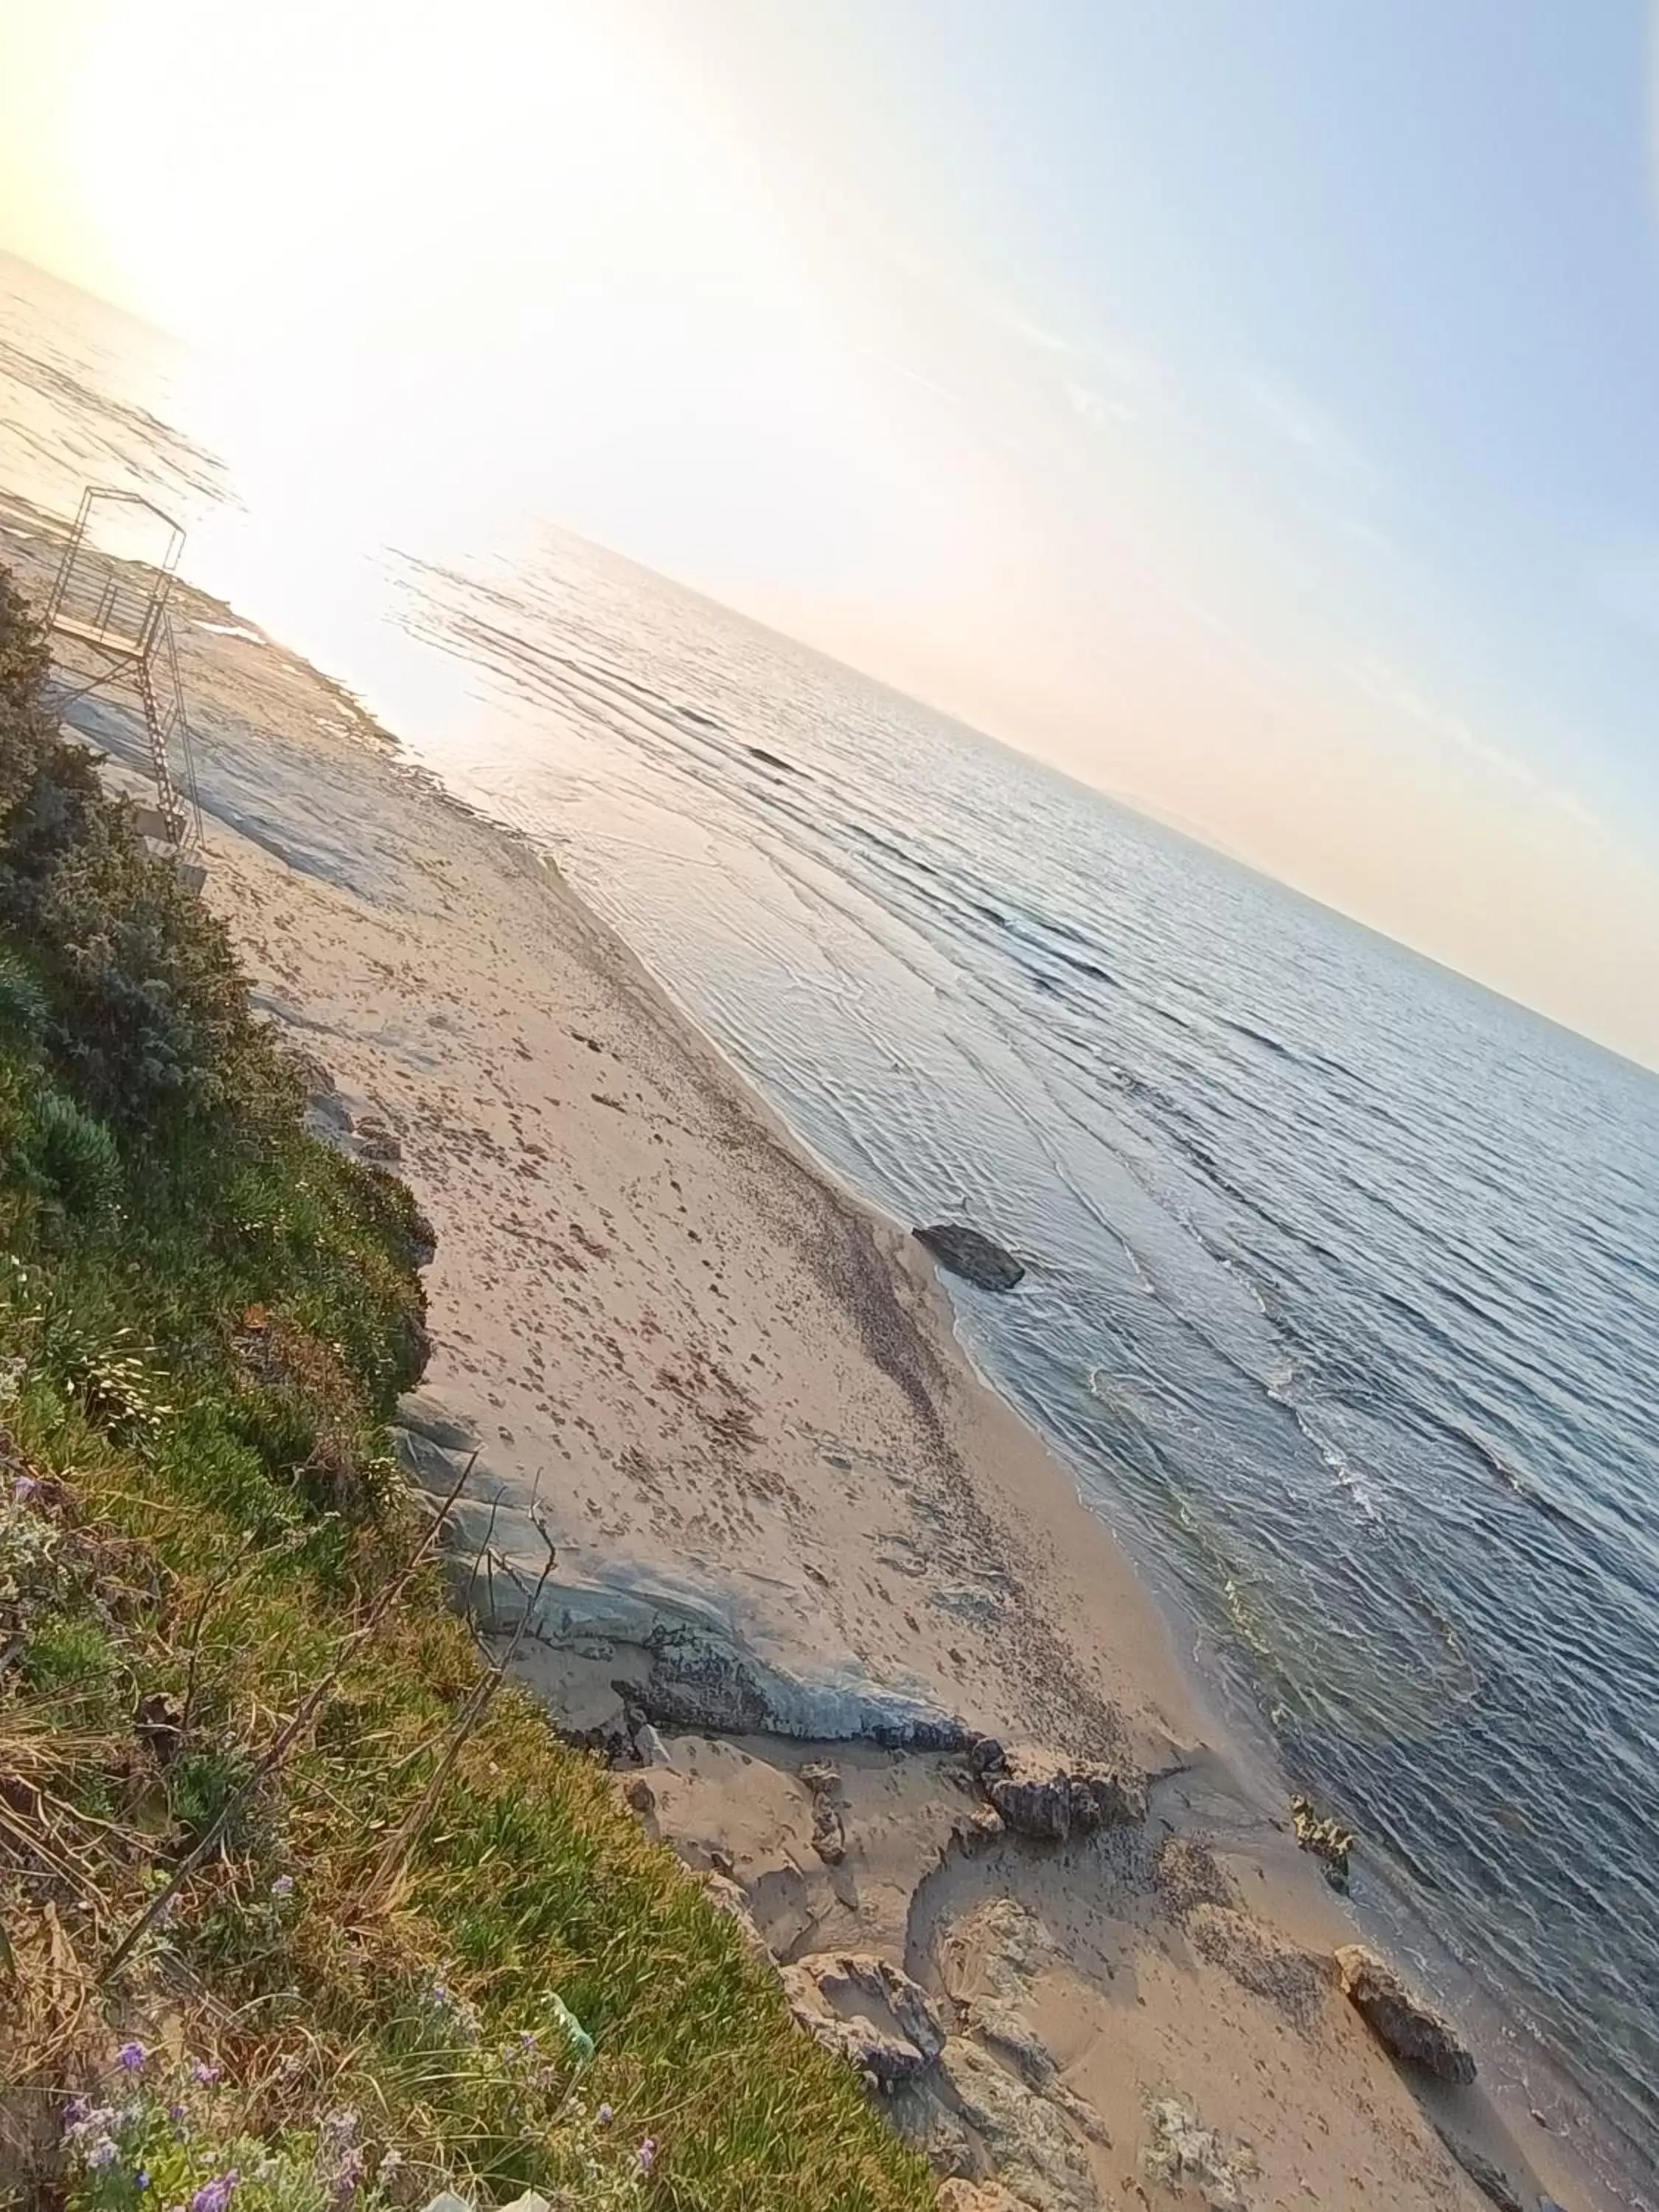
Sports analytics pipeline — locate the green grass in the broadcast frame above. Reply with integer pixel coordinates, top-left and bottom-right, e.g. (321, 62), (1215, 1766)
(0, 566), (933, 2212)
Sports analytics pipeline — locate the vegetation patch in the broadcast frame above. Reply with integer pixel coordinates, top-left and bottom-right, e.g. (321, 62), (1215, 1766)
(0, 569), (931, 2212)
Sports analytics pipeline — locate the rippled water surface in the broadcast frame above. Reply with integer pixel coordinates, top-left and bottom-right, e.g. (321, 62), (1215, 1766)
(5, 253), (1659, 2196)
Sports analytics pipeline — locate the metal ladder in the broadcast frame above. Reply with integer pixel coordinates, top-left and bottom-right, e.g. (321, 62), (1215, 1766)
(132, 607), (203, 849)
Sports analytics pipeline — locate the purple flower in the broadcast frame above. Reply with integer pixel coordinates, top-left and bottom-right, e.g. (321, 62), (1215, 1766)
(63, 2096), (91, 2130)
(116, 2041), (147, 2073)
(636, 2135), (658, 2174)
(136, 2173), (151, 2193)
(189, 2171), (240, 2212)
(597, 2103), (613, 2127)
(269, 1874), (294, 1899)
(191, 2062), (221, 2087)
(87, 2138), (119, 2171)
(13, 1474), (39, 1502)
(317, 2111), (364, 2203)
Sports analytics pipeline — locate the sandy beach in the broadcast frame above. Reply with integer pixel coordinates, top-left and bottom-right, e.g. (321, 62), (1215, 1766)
(4, 503), (1607, 2212)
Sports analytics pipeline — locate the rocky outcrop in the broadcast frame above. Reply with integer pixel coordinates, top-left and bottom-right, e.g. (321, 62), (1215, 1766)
(936, 2039), (1099, 2212)
(1291, 1793), (1355, 1891)
(779, 1952), (947, 2087)
(800, 1760), (848, 1863)
(1141, 2098), (1255, 2212)
(1335, 1945), (1476, 2084)
(978, 1748), (1146, 1841)
(936, 2184), (1027, 2212)
(888, 2073), (978, 2179)
(913, 1225), (1026, 1292)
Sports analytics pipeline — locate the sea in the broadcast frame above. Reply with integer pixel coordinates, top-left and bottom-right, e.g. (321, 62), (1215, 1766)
(4, 251), (1657, 2202)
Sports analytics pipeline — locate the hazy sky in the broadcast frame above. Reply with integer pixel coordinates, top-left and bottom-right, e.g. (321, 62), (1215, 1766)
(4, 0), (1659, 1062)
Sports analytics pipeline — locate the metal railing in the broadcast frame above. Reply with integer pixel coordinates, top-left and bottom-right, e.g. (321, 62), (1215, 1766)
(41, 487), (204, 856)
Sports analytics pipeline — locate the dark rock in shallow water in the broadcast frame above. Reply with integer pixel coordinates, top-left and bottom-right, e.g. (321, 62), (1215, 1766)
(1433, 2127), (1525, 2212)
(914, 1224), (1026, 1291)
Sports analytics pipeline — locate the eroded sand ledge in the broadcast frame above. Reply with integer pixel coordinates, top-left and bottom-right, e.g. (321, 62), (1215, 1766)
(5, 507), (1607, 2212)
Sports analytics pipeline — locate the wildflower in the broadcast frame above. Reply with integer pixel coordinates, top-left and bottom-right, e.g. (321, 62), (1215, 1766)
(63, 2096), (91, 2131)
(136, 2173), (151, 2193)
(269, 1874), (294, 1899)
(87, 2138), (120, 2171)
(189, 2171), (240, 2212)
(117, 2041), (147, 2073)
(191, 2062), (221, 2087)
(597, 2104), (614, 2127)
(429, 1980), (451, 2006)
(636, 2135), (658, 2174)
(12, 1472), (38, 1500)
(317, 2109), (364, 2202)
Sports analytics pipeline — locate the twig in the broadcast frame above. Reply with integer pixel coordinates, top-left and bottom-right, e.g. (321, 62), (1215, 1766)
(460, 1485), (504, 1619)
(351, 1516), (556, 1916)
(99, 1461), (473, 1983)
(179, 1528), (264, 1731)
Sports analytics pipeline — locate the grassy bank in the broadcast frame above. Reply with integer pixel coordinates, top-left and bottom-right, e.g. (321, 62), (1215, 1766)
(0, 570), (932, 2212)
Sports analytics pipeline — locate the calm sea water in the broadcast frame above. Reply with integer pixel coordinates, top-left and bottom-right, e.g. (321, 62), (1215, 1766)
(4, 254), (1658, 2198)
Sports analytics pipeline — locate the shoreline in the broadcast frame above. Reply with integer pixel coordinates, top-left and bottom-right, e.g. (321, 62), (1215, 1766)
(2, 499), (1620, 2211)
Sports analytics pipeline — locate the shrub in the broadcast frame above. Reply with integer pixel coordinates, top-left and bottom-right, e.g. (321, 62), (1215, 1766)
(22, 1087), (122, 1217)
(0, 943), (49, 1043)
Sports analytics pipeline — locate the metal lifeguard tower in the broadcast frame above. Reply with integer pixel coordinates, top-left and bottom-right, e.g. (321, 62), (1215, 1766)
(41, 487), (204, 855)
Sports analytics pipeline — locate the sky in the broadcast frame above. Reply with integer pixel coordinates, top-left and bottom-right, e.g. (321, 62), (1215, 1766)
(2, 0), (1659, 1063)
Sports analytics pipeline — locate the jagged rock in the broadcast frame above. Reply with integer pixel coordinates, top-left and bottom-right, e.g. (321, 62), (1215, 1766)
(967, 1736), (1006, 1776)
(888, 2074), (978, 2178)
(1335, 1945), (1475, 2084)
(799, 1761), (841, 1793)
(498, 2196), (557, 2212)
(622, 1776), (655, 1817)
(634, 1722), (674, 1767)
(1141, 2097), (1255, 2212)
(702, 1873), (773, 1966)
(812, 1796), (847, 1864)
(937, 2039), (1100, 2212)
(953, 1803), (1006, 1853)
(780, 1952), (947, 2086)
(982, 1750), (1146, 1841)
(914, 1225), (1026, 1292)
(1291, 1792), (1355, 1891)
(936, 2184), (1027, 2212)
(353, 1114), (403, 1164)
(395, 1393), (481, 1453)
(1433, 2128), (1524, 2212)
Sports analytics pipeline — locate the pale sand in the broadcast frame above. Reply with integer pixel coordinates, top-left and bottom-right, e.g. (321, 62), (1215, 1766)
(9, 512), (1612, 2212)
